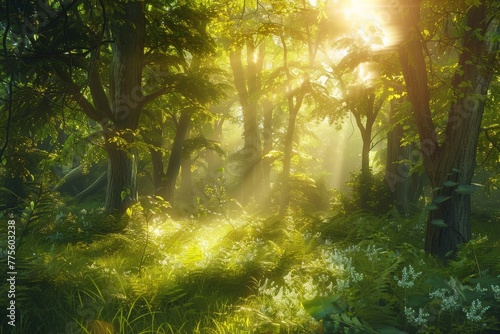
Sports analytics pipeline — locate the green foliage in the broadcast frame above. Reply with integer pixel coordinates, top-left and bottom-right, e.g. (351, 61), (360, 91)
(340, 169), (393, 215)
(287, 173), (333, 213)
(2, 196), (500, 333)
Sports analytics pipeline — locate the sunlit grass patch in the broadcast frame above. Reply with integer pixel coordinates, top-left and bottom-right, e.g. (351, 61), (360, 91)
(4, 203), (500, 333)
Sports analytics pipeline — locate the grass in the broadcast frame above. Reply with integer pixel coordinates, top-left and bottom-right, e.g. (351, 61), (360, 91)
(1, 194), (500, 333)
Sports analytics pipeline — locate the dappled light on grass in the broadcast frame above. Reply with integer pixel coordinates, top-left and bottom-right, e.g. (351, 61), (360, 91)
(150, 216), (244, 273)
(2, 206), (500, 332)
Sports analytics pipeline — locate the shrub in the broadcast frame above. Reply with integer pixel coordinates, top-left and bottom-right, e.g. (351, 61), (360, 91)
(340, 169), (393, 215)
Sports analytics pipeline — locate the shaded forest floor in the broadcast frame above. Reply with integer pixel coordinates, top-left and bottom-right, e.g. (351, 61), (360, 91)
(1, 193), (500, 333)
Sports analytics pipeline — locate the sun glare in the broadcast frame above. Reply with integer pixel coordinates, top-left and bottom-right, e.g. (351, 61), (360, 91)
(343, 0), (367, 19)
(355, 62), (379, 87)
(342, 0), (401, 51)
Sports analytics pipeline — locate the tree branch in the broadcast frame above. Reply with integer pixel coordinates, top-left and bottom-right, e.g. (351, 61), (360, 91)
(88, 50), (113, 119)
(140, 86), (170, 106)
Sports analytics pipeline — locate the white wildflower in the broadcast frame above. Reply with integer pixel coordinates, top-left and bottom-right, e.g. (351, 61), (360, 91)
(475, 283), (488, 294)
(349, 266), (364, 283)
(429, 278), (462, 312)
(464, 299), (490, 322)
(395, 265), (422, 288)
(491, 285), (500, 302)
(404, 307), (429, 326)
(303, 277), (317, 300)
(283, 271), (295, 286)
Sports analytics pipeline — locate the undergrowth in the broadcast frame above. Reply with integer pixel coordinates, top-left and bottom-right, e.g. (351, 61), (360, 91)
(1, 194), (499, 333)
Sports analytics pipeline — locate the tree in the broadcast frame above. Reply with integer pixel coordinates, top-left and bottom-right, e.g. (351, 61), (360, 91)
(397, 1), (500, 257)
(229, 38), (266, 204)
(277, 33), (312, 215)
(2, 0), (216, 215)
(334, 68), (387, 209)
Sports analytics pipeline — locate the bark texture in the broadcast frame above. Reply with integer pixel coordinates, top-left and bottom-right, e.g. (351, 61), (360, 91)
(386, 98), (424, 215)
(398, 1), (499, 257)
(102, 1), (146, 214)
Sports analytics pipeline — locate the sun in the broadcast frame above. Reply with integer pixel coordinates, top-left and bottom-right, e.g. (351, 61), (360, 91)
(343, 0), (369, 19)
(342, 0), (401, 51)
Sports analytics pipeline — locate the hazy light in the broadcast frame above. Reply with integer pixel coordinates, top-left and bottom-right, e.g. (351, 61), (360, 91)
(357, 63), (371, 83)
(343, 0), (368, 19)
(342, 0), (401, 51)
(356, 62), (379, 87)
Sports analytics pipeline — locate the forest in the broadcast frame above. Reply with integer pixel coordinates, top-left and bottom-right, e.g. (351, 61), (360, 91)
(1, 0), (500, 333)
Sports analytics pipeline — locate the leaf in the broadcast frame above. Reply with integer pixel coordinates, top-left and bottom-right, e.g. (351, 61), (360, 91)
(120, 191), (127, 201)
(30, 201), (35, 210)
(425, 275), (450, 290)
(302, 295), (343, 320)
(336, 313), (377, 333)
(431, 219), (448, 228)
(425, 204), (439, 211)
(125, 207), (133, 217)
(434, 195), (452, 203)
(455, 184), (476, 195)
(443, 180), (458, 187)
(452, 168), (462, 174)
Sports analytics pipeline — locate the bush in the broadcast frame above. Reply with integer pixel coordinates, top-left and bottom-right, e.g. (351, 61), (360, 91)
(340, 169), (393, 215)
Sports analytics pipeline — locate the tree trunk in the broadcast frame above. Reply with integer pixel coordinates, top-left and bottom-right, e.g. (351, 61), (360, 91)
(398, 1), (499, 257)
(146, 117), (166, 196)
(102, 0), (145, 214)
(280, 89), (306, 215)
(360, 133), (371, 176)
(163, 111), (191, 203)
(104, 138), (138, 214)
(351, 91), (377, 210)
(279, 102), (298, 215)
(229, 41), (264, 204)
(385, 98), (424, 215)
(180, 155), (193, 198)
(359, 132), (372, 210)
(262, 99), (274, 194)
(206, 119), (224, 175)
(150, 141), (165, 197)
